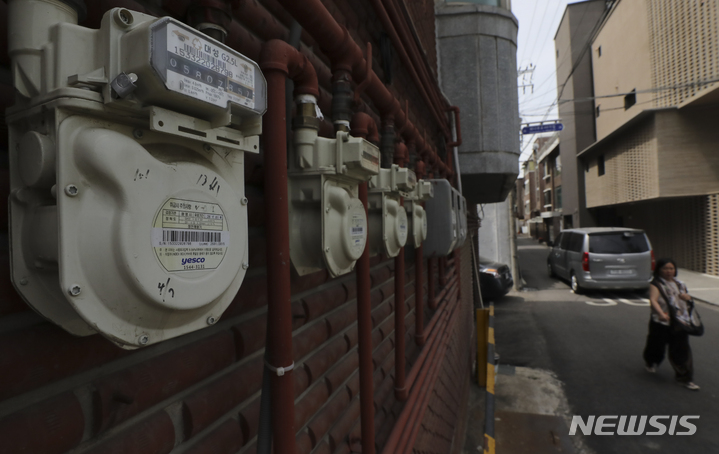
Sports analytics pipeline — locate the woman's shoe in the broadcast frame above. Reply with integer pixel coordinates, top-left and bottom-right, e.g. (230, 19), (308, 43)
(680, 382), (700, 391)
(645, 364), (656, 373)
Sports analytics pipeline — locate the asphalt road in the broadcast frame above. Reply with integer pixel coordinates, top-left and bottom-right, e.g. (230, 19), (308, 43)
(493, 236), (719, 454)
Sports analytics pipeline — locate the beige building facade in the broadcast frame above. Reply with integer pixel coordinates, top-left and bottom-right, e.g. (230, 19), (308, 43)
(579, 0), (719, 276)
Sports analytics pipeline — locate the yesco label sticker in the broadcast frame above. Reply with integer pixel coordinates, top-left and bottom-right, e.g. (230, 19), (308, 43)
(162, 22), (255, 109)
(152, 198), (230, 272)
(350, 213), (366, 255)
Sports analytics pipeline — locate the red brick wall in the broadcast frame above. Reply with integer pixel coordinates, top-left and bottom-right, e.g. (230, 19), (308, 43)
(0, 1), (471, 453)
(404, 0), (439, 77)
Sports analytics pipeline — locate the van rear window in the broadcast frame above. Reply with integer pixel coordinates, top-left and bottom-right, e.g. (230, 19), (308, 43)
(589, 232), (649, 254)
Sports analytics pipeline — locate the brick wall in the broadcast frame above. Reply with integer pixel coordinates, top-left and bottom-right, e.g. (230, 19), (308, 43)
(0, 1), (472, 453)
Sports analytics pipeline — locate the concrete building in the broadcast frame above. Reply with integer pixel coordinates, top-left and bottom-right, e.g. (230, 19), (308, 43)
(436, 0), (520, 267)
(554, 0), (606, 229)
(536, 134), (562, 243)
(578, 0), (719, 276)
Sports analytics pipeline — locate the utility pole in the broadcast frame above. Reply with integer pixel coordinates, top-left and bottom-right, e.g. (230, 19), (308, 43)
(517, 64), (535, 94)
(508, 187), (520, 291)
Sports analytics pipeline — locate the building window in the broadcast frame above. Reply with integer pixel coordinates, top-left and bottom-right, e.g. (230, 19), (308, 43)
(544, 161), (550, 178)
(598, 155), (605, 176)
(543, 190), (552, 207)
(556, 186), (562, 209)
(555, 156), (562, 175)
(596, 105), (600, 117)
(624, 89), (636, 110)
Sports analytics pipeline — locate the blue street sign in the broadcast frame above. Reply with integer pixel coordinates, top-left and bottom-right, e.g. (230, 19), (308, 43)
(521, 123), (563, 134)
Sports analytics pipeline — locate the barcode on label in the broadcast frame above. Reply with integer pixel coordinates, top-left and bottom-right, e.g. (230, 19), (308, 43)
(184, 44), (227, 70)
(163, 229), (221, 243)
(352, 227), (364, 234)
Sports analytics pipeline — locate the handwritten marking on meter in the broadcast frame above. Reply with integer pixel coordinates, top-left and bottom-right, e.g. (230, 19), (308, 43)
(350, 214), (367, 255)
(152, 198), (230, 272)
(162, 22), (255, 109)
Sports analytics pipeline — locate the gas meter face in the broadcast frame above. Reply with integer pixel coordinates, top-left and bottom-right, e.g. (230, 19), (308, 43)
(10, 114), (251, 349)
(367, 166), (409, 258)
(405, 201), (427, 248)
(149, 19), (265, 115)
(62, 118), (248, 347)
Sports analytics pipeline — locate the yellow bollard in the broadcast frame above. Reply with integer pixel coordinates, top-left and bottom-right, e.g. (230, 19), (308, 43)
(476, 308), (490, 386)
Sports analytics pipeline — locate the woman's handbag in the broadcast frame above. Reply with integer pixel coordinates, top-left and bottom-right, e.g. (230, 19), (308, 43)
(656, 282), (705, 336)
(670, 298), (704, 337)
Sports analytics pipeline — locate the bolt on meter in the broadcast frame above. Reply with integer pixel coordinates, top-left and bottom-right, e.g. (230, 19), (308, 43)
(7, 4), (266, 348)
(288, 97), (380, 277)
(404, 179), (433, 248)
(367, 164), (416, 257)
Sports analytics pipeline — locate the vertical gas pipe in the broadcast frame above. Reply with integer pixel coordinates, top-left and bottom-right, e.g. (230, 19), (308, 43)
(439, 257), (447, 288)
(345, 104), (376, 452)
(260, 40), (319, 454)
(187, 0), (233, 43)
(427, 160), (437, 311)
(414, 156), (426, 346)
(394, 141), (408, 401)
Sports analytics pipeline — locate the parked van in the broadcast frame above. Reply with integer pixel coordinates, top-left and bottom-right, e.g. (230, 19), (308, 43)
(547, 228), (654, 293)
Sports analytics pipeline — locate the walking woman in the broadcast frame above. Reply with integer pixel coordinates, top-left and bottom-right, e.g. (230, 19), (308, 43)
(643, 258), (699, 390)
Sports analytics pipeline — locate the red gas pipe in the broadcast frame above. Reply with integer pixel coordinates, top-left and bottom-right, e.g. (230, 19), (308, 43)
(274, 0), (453, 178)
(394, 141), (408, 401)
(382, 281), (461, 454)
(350, 111), (378, 453)
(414, 153), (425, 346)
(260, 39), (319, 454)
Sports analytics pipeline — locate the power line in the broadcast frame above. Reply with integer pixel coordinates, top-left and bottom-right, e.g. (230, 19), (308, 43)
(519, 2), (592, 106)
(517, 0), (541, 66)
(522, 0), (566, 85)
(519, 73), (719, 115)
(524, 1), (554, 70)
(559, 76), (719, 105)
(518, 90), (678, 164)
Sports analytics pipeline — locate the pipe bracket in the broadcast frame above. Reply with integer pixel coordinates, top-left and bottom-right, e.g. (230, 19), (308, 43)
(265, 360), (295, 376)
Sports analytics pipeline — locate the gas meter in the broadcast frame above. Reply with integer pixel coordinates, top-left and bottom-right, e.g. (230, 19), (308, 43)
(454, 190), (468, 248)
(367, 165), (416, 257)
(424, 179), (458, 257)
(404, 179), (433, 248)
(288, 98), (380, 277)
(7, 4), (265, 348)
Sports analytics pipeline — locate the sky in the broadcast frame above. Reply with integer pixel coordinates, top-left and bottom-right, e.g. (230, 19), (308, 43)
(511, 0), (574, 163)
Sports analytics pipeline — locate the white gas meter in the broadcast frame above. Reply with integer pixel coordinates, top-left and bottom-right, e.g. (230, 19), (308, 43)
(454, 190), (468, 248)
(367, 164), (416, 257)
(288, 99), (380, 277)
(7, 4), (265, 348)
(404, 180), (433, 248)
(424, 180), (458, 257)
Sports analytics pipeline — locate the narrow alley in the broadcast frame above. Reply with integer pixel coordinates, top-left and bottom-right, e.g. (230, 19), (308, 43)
(488, 236), (719, 453)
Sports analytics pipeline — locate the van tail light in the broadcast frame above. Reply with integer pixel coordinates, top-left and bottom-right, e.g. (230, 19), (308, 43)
(582, 252), (590, 272)
(651, 250), (656, 271)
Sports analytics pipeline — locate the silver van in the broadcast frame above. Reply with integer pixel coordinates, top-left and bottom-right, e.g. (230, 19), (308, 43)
(547, 228), (654, 293)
